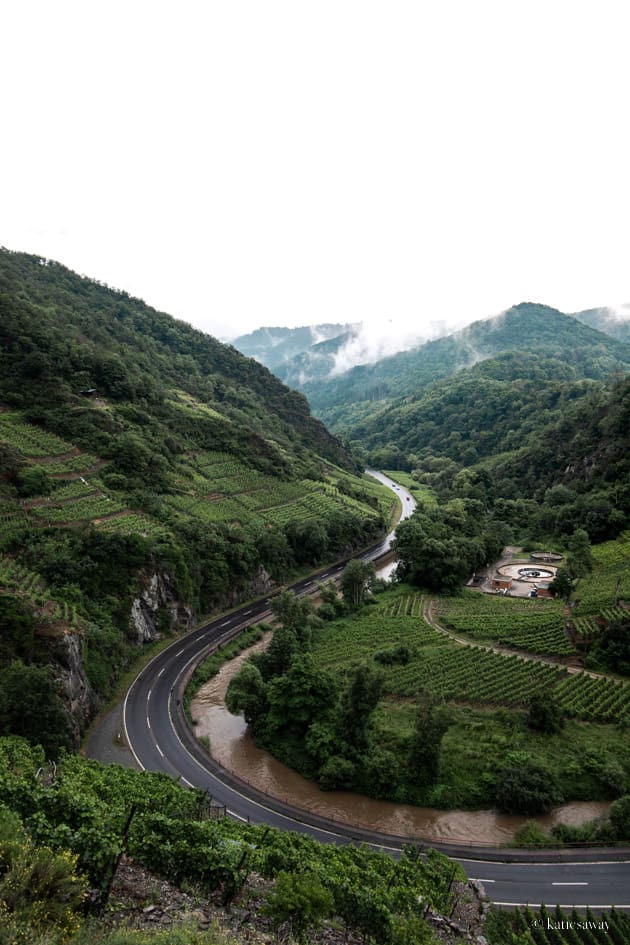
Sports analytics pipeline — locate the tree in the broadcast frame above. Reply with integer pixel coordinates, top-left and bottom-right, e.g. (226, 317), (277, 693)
(225, 661), (268, 725)
(549, 567), (573, 601)
(338, 663), (384, 753)
(270, 590), (317, 648)
(265, 655), (339, 739)
(0, 661), (72, 757)
(609, 794), (630, 840)
(340, 559), (376, 610)
(407, 694), (451, 786)
(527, 692), (564, 734)
(494, 759), (562, 815)
(566, 528), (594, 579)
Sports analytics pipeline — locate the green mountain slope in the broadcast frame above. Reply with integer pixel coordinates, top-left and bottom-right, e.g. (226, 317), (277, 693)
(291, 303), (630, 425)
(0, 250), (393, 748)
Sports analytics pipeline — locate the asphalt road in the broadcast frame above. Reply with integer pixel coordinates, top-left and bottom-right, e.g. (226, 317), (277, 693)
(116, 472), (630, 910)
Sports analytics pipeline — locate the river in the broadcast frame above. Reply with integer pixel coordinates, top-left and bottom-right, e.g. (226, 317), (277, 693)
(190, 637), (608, 846)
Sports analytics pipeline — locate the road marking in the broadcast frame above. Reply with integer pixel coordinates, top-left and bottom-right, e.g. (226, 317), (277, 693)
(304, 581), (312, 587)
(156, 744), (164, 757)
(175, 649), (184, 657)
(220, 621), (230, 627)
(552, 882), (589, 886)
(181, 777), (194, 788)
(470, 878), (495, 883)
(228, 808), (249, 822)
(243, 609), (252, 616)
(157, 667), (165, 678)
(146, 715), (151, 730)
(147, 689), (152, 701)
(495, 903), (630, 910)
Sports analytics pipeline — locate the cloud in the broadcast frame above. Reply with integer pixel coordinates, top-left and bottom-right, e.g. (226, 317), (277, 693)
(329, 316), (463, 376)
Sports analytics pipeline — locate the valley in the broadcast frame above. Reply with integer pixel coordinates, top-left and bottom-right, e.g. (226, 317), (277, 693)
(1, 250), (630, 943)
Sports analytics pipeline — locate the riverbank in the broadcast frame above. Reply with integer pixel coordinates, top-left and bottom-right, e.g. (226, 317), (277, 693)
(190, 639), (609, 846)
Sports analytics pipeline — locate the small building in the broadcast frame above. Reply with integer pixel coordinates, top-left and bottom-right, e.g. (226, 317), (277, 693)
(79, 388), (97, 398)
(536, 582), (554, 599)
(491, 574), (513, 593)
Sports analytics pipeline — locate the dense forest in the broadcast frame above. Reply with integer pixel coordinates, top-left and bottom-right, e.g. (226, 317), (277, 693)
(0, 250), (393, 752)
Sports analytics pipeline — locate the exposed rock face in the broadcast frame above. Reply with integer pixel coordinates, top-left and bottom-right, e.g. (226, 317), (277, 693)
(129, 570), (195, 645)
(55, 630), (99, 745)
(226, 565), (274, 609)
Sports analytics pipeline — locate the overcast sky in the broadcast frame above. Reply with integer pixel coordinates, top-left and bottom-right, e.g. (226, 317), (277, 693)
(2, 1), (629, 347)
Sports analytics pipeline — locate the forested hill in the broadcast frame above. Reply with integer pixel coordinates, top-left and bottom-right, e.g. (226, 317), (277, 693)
(0, 250), (353, 473)
(0, 249), (393, 754)
(290, 302), (630, 422)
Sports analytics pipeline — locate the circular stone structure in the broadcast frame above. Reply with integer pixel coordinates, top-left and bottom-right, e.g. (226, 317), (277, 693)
(496, 563), (556, 583)
(530, 551), (564, 563)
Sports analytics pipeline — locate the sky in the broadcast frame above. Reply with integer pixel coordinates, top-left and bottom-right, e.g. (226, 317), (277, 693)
(2, 1), (630, 354)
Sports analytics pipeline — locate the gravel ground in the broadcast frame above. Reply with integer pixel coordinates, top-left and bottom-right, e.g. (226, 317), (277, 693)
(84, 702), (141, 770)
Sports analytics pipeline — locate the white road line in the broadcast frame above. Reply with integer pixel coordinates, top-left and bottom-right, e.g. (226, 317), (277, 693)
(156, 744), (164, 758)
(470, 878), (495, 883)
(175, 649), (184, 657)
(181, 776), (194, 788)
(220, 621), (230, 627)
(495, 902), (630, 910)
(243, 610), (252, 616)
(227, 809), (249, 822)
(146, 715), (151, 730)
(552, 882), (589, 886)
(157, 667), (165, 678)
(147, 689), (152, 701)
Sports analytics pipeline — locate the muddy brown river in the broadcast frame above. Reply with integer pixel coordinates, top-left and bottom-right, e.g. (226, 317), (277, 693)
(190, 639), (608, 845)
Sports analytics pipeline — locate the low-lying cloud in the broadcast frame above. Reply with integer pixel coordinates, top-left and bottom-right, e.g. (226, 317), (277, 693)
(329, 316), (460, 376)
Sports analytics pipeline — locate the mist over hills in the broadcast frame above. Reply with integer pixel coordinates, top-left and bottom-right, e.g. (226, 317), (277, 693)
(273, 303), (630, 423)
(232, 322), (359, 370)
(234, 303), (630, 409)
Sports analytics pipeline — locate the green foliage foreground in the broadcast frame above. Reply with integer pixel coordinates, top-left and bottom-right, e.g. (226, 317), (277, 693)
(0, 736), (464, 945)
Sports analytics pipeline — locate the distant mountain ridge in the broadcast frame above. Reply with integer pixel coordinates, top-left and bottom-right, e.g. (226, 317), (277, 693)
(293, 302), (630, 424)
(232, 322), (359, 369)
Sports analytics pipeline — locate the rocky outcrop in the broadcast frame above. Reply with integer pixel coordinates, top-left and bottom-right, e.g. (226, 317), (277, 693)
(54, 630), (99, 745)
(129, 570), (195, 645)
(226, 565), (274, 609)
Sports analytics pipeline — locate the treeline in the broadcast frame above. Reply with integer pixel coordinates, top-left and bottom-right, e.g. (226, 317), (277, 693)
(225, 579), (452, 800)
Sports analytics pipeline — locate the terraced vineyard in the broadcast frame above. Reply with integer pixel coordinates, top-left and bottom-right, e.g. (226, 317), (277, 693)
(573, 532), (630, 617)
(312, 590), (630, 722)
(0, 412), (393, 547)
(0, 555), (82, 633)
(166, 450), (391, 530)
(0, 413), (74, 457)
(436, 590), (574, 656)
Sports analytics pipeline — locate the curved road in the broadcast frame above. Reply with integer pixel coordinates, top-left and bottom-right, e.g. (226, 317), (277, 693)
(120, 472), (630, 910)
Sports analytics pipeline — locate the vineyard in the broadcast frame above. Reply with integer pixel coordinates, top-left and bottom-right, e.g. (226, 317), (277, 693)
(0, 413), (75, 457)
(436, 590), (574, 657)
(0, 555), (82, 633)
(490, 905), (629, 945)
(0, 413), (393, 546)
(166, 450), (391, 530)
(573, 532), (630, 617)
(312, 590), (630, 722)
